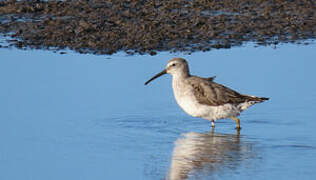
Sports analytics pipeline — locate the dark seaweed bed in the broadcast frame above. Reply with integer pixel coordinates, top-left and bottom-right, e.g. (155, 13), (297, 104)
(0, 0), (315, 55)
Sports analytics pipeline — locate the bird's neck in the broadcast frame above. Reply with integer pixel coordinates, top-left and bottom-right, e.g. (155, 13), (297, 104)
(172, 71), (190, 83)
(172, 72), (190, 99)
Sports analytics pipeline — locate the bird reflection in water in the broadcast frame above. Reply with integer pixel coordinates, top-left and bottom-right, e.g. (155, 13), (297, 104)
(167, 130), (254, 180)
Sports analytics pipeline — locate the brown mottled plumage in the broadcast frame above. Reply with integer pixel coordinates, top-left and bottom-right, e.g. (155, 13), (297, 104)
(187, 77), (268, 106)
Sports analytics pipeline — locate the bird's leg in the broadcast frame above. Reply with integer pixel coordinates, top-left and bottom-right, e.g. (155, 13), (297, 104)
(211, 120), (215, 128)
(231, 116), (241, 130)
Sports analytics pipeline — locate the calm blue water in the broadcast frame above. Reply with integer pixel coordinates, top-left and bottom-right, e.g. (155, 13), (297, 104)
(0, 43), (316, 180)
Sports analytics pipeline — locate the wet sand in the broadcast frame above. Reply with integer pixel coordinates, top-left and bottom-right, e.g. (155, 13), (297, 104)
(0, 0), (315, 55)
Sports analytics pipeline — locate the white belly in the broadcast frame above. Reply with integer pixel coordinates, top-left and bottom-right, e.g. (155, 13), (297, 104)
(175, 93), (210, 117)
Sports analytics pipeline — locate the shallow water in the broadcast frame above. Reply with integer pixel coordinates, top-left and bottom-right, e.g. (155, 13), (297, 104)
(0, 43), (316, 180)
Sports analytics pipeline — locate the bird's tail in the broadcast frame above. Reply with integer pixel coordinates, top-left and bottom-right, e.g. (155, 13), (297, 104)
(244, 95), (269, 102)
(238, 95), (269, 111)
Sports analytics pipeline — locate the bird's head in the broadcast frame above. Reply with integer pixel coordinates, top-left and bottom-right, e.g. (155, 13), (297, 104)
(144, 58), (190, 85)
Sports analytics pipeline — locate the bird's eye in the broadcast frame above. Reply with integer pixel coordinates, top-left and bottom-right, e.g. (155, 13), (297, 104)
(172, 63), (176, 66)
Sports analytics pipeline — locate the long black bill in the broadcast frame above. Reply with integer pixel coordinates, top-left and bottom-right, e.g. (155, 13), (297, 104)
(144, 69), (167, 85)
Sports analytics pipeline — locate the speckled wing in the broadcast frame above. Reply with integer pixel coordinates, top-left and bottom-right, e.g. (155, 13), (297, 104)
(188, 77), (264, 106)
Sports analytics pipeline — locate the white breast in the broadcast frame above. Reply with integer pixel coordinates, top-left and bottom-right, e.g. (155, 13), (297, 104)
(172, 79), (210, 118)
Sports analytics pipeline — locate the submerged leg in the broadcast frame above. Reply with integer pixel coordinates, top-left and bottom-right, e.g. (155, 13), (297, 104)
(211, 120), (215, 128)
(231, 116), (241, 130)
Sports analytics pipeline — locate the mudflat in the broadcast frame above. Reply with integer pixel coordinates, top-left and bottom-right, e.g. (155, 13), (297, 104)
(0, 0), (315, 55)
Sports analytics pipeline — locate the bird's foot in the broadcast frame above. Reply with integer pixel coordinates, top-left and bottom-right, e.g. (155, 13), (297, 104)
(235, 126), (242, 130)
(231, 116), (241, 131)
